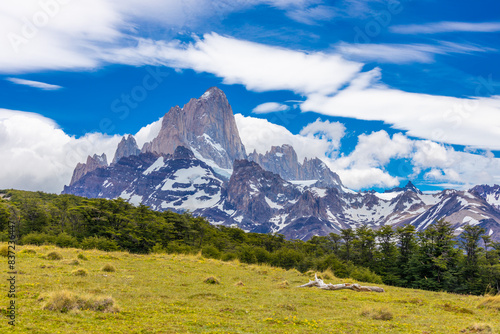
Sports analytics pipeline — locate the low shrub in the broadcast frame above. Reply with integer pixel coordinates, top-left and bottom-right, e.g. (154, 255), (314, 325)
(442, 302), (474, 314)
(361, 307), (393, 321)
(165, 241), (193, 255)
(0, 245), (8, 257)
(201, 245), (221, 260)
(20, 232), (54, 246)
(41, 290), (119, 313)
(20, 249), (36, 255)
(101, 264), (116, 272)
(54, 232), (79, 248)
(47, 251), (63, 260)
(221, 253), (237, 262)
(461, 323), (493, 333)
(77, 253), (88, 261)
(72, 268), (88, 277)
(346, 264), (383, 284)
(278, 280), (290, 289)
(81, 236), (119, 252)
(151, 243), (166, 254)
(204, 276), (220, 284)
(68, 259), (80, 265)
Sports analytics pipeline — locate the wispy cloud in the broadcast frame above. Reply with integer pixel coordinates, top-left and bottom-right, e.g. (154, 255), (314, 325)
(252, 102), (290, 113)
(108, 33), (362, 95)
(336, 41), (495, 64)
(391, 21), (500, 34)
(6, 78), (63, 90)
(286, 5), (337, 25)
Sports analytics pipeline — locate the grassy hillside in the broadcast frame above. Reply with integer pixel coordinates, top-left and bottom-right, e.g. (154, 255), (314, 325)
(1, 243), (499, 333)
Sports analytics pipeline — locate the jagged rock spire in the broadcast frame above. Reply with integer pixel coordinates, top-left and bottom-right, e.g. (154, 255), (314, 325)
(142, 87), (246, 169)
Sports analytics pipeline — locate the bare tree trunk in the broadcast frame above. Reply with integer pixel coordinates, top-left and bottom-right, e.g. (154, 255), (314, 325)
(299, 274), (384, 292)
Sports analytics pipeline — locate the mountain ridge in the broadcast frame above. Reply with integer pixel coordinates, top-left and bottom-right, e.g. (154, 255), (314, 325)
(63, 87), (500, 242)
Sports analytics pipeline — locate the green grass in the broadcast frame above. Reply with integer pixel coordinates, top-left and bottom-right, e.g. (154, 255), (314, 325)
(1, 243), (499, 333)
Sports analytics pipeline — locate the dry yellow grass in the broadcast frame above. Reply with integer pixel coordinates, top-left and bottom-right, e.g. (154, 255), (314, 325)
(0, 243), (498, 333)
(40, 290), (119, 313)
(478, 295), (500, 311)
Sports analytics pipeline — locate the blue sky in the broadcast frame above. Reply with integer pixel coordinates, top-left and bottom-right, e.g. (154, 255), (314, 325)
(1, 0), (500, 193)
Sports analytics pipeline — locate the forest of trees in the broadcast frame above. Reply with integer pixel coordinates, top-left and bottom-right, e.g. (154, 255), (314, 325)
(1, 189), (499, 295)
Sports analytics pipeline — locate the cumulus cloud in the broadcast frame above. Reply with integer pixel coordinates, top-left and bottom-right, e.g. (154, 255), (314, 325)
(252, 102), (290, 114)
(6, 78), (62, 90)
(299, 118), (345, 155)
(0, 109), (122, 193)
(301, 68), (500, 151)
(134, 116), (163, 149)
(323, 129), (500, 190)
(235, 114), (344, 162)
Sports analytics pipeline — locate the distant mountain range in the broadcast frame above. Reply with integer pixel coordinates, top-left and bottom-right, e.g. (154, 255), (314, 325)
(63, 87), (500, 241)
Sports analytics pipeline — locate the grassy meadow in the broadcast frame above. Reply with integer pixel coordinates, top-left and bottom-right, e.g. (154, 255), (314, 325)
(1, 243), (499, 333)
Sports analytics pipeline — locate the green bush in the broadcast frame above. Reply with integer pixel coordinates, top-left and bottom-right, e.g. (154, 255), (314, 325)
(0, 245), (8, 257)
(81, 236), (119, 252)
(20, 232), (54, 246)
(165, 241), (193, 255)
(221, 253), (237, 262)
(54, 232), (79, 248)
(253, 247), (271, 264)
(202, 245), (221, 259)
(347, 264), (383, 284)
(151, 243), (166, 254)
(271, 248), (304, 270)
(0, 231), (9, 242)
(237, 246), (257, 264)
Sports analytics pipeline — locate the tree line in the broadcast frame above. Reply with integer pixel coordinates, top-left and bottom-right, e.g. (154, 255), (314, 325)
(1, 189), (499, 295)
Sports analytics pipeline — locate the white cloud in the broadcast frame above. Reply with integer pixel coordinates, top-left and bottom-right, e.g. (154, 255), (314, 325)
(299, 118), (345, 154)
(336, 42), (494, 64)
(105, 33), (363, 96)
(0, 0), (122, 73)
(334, 167), (400, 189)
(323, 129), (500, 190)
(324, 130), (411, 189)
(6, 78), (62, 90)
(301, 69), (500, 151)
(0, 109), (121, 193)
(286, 5), (336, 25)
(0, 0), (334, 74)
(391, 21), (500, 34)
(252, 102), (290, 114)
(134, 116), (163, 149)
(234, 114), (344, 162)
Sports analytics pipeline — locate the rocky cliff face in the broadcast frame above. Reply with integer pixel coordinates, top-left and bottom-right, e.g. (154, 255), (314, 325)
(248, 144), (343, 189)
(64, 146), (225, 212)
(69, 153), (108, 186)
(142, 87), (246, 169)
(63, 87), (500, 242)
(112, 135), (140, 164)
(470, 184), (500, 211)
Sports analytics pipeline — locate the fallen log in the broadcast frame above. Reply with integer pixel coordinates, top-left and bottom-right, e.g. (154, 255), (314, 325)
(299, 274), (384, 293)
